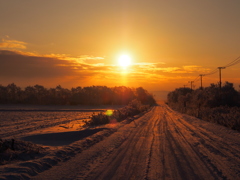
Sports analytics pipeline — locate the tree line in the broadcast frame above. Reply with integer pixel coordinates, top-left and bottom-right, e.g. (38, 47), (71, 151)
(167, 82), (240, 131)
(0, 83), (156, 106)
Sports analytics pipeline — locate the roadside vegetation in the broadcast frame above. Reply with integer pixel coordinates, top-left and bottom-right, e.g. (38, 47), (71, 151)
(167, 82), (240, 131)
(86, 99), (152, 126)
(0, 139), (45, 165)
(0, 84), (156, 106)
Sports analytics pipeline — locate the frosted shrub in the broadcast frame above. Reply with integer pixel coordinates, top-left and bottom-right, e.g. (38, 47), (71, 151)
(86, 112), (110, 126)
(167, 82), (240, 131)
(86, 99), (151, 126)
(199, 107), (240, 131)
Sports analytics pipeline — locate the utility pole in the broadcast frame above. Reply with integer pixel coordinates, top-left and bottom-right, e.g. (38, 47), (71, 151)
(199, 74), (204, 89)
(189, 81), (194, 90)
(218, 67), (225, 89)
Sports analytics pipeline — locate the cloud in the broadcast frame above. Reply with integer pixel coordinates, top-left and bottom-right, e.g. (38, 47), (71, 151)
(79, 55), (104, 60)
(0, 39), (27, 49)
(132, 62), (210, 75)
(182, 65), (202, 72)
(0, 49), (212, 90)
(0, 50), (110, 81)
(131, 63), (181, 73)
(156, 67), (181, 73)
(0, 50), (75, 78)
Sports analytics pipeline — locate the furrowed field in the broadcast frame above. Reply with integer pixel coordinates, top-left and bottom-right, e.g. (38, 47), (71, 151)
(0, 105), (109, 139)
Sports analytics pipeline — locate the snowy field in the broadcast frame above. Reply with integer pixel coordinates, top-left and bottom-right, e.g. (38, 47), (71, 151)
(0, 105), (121, 139)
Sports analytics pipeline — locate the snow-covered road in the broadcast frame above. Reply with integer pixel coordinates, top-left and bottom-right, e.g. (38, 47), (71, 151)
(1, 104), (240, 179)
(31, 104), (240, 180)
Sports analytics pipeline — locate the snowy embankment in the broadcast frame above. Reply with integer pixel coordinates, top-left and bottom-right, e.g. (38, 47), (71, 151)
(0, 127), (117, 179)
(0, 105), (146, 179)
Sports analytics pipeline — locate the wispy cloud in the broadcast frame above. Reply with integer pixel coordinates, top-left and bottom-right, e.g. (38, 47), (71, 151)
(131, 63), (210, 75)
(0, 39), (27, 49)
(79, 55), (104, 60)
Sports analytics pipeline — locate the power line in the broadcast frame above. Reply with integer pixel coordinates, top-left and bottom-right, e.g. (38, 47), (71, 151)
(195, 77), (201, 82)
(193, 75), (200, 82)
(188, 81), (194, 90)
(203, 68), (218, 76)
(188, 56), (240, 89)
(186, 56), (240, 90)
(201, 56), (240, 77)
(223, 56), (240, 68)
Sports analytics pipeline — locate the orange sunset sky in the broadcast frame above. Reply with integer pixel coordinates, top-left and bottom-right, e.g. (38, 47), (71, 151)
(1, 0), (240, 93)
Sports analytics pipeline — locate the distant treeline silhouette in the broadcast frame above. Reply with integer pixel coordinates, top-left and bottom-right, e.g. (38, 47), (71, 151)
(0, 83), (156, 106)
(167, 82), (240, 131)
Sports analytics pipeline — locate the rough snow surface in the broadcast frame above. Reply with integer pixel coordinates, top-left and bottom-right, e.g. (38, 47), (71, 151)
(0, 104), (240, 180)
(0, 104), (119, 139)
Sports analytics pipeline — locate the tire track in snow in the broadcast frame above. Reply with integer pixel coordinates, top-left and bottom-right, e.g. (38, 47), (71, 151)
(165, 106), (239, 179)
(144, 112), (159, 180)
(165, 108), (226, 179)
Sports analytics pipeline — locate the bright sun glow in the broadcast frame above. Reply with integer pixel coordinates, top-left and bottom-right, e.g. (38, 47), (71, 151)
(118, 54), (131, 68)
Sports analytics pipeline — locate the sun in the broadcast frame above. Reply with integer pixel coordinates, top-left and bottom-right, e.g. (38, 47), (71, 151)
(118, 54), (131, 68)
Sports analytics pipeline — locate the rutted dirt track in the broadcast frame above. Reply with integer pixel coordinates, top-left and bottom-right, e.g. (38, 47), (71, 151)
(31, 104), (240, 179)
